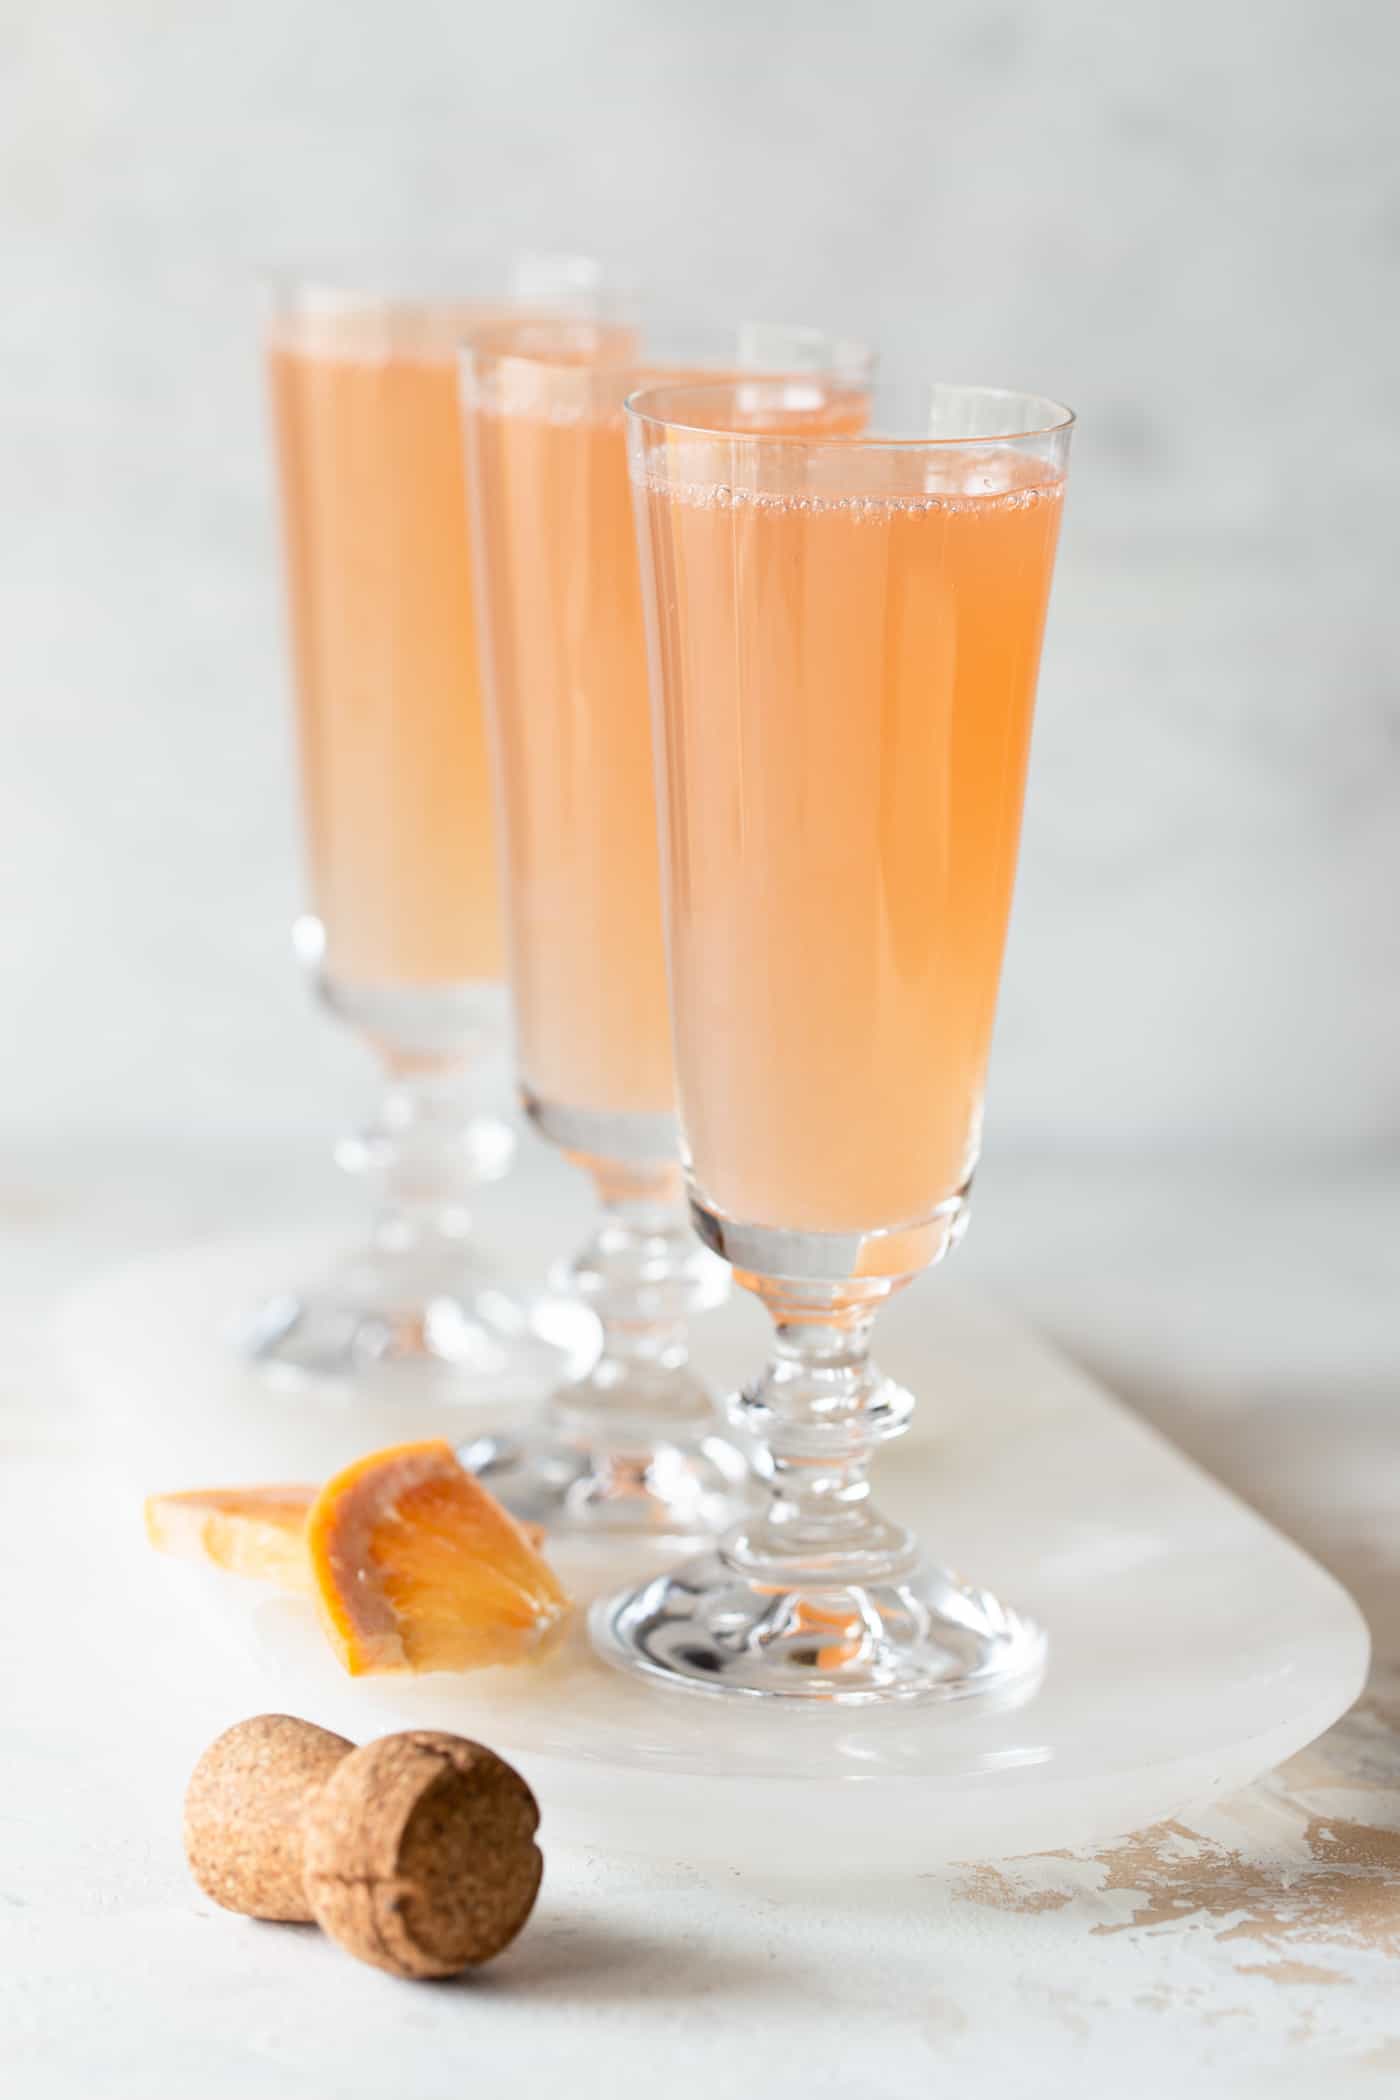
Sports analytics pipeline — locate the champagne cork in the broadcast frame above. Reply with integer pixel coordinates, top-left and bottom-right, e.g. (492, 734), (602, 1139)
(186, 1714), (352, 1923)
(184, 1715), (542, 1977)
(304, 1731), (543, 1978)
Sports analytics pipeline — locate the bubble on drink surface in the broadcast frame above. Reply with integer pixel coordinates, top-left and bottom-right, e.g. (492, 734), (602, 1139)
(635, 451), (1065, 518)
(920, 444), (1050, 498)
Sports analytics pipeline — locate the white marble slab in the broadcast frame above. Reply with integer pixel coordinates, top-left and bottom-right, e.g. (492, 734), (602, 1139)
(61, 1226), (1369, 1872)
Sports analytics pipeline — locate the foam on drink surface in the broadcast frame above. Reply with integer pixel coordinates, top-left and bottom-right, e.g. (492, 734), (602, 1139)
(635, 444), (1063, 516)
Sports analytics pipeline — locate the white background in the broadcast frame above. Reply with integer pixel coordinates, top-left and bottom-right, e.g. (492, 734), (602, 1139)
(5, 0), (1398, 1164)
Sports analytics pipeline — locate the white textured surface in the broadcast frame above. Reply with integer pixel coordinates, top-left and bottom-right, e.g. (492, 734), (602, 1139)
(5, 0), (1399, 1157)
(3, 1134), (1399, 2094)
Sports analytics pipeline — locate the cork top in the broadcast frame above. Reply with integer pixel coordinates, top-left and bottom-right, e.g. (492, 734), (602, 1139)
(303, 1730), (542, 1977)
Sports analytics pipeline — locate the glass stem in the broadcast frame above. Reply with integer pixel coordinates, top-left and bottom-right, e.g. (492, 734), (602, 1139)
(337, 1051), (514, 1296)
(728, 1281), (917, 1585)
(552, 1158), (718, 1440)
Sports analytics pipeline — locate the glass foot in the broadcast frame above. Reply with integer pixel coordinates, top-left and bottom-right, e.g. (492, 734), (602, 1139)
(591, 1551), (1046, 1705)
(240, 1276), (595, 1404)
(460, 1426), (751, 1536)
(447, 1134), (745, 1535)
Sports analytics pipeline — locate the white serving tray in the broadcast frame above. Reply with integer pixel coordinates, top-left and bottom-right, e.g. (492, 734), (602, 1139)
(62, 1224), (1369, 1874)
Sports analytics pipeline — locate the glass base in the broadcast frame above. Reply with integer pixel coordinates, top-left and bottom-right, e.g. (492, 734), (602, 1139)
(591, 1550), (1046, 1706)
(248, 962), (590, 1403)
(464, 1100), (744, 1535)
(461, 1425), (751, 1536)
(240, 1273), (594, 1404)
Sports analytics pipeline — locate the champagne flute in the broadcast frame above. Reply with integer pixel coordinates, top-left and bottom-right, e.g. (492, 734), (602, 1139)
(595, 375), (1073, 1697)
(245, 272), (601, 1396)
(459, 322), (871, 1527)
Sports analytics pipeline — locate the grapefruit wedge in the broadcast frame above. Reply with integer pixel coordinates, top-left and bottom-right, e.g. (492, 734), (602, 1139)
(145, 1485), (317, 1593)
(304, 1439), (569, 1676)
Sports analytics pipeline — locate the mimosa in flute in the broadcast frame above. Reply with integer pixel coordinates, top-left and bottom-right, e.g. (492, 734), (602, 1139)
(248, 282), (590, 1395)
(461, 322), (870, 1529)
(595, 378), (1074, 1701)
(269, 316), (502, 990)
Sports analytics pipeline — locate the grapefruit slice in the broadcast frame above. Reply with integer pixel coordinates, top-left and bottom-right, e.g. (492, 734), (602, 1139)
(304, 1440), (569, 1676)
(145, 1485), (317, 1593)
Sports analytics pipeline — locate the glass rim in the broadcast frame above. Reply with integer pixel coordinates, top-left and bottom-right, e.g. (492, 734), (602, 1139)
(265, 278), (500, 317)
(460, 318), (872, 383)
(261, 253), (616, 326)
(624, 377), (1076, 448)
(264, 283), (560, 365)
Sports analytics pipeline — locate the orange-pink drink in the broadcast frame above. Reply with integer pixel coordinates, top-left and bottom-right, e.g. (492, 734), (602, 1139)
(642, 444), (1065, 1233)
(466, 343), (866, 1126)
(269, 307), (502, 987)
(466, 352), (676, 1121)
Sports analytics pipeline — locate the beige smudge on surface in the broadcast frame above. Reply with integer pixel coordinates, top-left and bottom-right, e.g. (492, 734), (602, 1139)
(957, 1812), (1400, 1962)
(919, 1992), (969, 2044)
(1234, 1961), (1345, 1987)
(1090, 1818), (1400, 1959)
(954, 1672), (1400, 1970)
(1046, 1985), (1093, 2039)
(954, 1865), (1072, 1915)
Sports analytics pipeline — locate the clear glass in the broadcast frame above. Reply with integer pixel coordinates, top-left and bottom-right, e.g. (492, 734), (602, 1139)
(460, 323), (871, 1527)
(244, 271), (599, 1396)
(594, 377), (1074, 1697)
